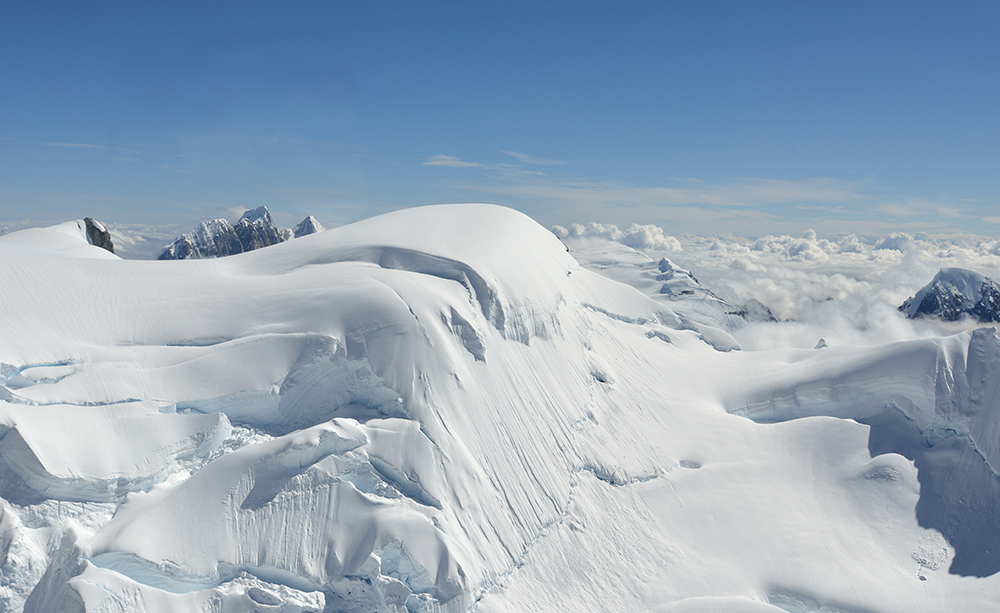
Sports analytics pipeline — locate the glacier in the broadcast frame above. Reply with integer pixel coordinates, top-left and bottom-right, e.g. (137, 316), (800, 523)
(1, 205), (1000, 611)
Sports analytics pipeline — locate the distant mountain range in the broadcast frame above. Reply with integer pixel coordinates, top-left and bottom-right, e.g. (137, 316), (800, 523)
(158, 207), (323, 260)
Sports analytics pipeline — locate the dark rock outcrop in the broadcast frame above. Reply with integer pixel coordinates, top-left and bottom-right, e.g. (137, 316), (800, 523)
(233, 206), (285, 252)
(83, 218), (114, 254)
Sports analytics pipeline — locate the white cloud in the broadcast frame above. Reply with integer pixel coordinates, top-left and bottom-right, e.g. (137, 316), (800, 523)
(552, 221), (683, 251)
(501, 151), (569, 166)
(569, 228), (1000, 351)
(422, 154), (482, 168)
(873, 233), (915, 252)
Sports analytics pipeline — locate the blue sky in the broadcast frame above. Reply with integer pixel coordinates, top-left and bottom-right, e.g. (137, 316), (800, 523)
(2, 1), (998, 236)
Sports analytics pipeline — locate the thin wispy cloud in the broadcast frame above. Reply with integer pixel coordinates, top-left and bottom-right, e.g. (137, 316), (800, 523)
(422, 154), (483, 168)
(41, 142), (107, 150)
(418, 151), (984, 235)
(501, 151), (570, 166)
(875, 201), (927, 217)
(462, 176), (865, 209)
(39, 141), (143, 163)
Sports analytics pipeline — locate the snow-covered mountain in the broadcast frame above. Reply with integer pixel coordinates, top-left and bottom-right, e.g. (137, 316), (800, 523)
(563, 237), (775, 351)
(158, 207), (322, 260)
(294, 215), (325, 238)
(899, 267), (1000, 322)
(2, 205), (1000, 611)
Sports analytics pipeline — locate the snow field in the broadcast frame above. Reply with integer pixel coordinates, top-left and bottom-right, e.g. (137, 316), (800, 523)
(1, 205), (1000, 611)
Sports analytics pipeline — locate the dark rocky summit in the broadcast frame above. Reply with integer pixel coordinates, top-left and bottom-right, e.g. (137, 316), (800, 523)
(83, 218), (115, 254)
(900, 268), (1000, 322)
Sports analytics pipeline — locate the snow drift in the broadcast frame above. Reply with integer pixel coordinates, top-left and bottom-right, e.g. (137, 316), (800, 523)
(2, 205), (1000, 611)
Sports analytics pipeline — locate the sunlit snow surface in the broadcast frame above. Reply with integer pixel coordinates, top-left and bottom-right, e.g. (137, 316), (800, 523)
(3, 206), (1000, 611)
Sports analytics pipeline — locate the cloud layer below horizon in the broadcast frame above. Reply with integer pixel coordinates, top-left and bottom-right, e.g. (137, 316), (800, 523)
(557, 220), (1000, 351)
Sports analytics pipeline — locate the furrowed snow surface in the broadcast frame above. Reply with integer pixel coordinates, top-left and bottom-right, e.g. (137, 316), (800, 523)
(1, 205), (1000, 611)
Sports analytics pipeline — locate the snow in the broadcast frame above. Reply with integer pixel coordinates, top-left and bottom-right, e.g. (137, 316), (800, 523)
(0, 401), (228, 504)
(4, 204), (1000, 611)
(0, 221), (120, 260)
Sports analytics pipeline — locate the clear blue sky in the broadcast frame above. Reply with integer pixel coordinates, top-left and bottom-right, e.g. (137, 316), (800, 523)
(2, 1), (998, 236)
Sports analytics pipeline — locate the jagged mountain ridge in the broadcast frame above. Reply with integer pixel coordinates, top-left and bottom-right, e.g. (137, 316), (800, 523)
(900, 267), (1000, 322)
(158, 207), (324, 260)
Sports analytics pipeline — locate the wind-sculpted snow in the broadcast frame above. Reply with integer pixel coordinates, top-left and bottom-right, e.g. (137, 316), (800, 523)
(723, 327), (1000, 577)
(5, 204), (1000, 611)
(0, 401), (229, 505)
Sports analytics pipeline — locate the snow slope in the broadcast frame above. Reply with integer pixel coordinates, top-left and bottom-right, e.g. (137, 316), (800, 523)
(2, 205), (1000, 611)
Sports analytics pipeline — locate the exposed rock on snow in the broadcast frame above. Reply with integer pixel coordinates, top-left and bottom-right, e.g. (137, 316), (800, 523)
(900, 267), (1000, 322)
(81, 218), (114, 254)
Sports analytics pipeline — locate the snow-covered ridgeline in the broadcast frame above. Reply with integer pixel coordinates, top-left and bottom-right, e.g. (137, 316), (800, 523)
(2, 206), (1000, 611)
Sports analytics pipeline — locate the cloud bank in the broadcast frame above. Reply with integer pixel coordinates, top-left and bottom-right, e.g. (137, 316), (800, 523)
(552, 222), (683, 251)
(559, 221), (1000, 351)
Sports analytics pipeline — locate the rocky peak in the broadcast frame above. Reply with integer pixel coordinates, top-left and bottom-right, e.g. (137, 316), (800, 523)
(83, 218), (115, 254)
(900, 268), (1000, 322)
(158, 207), (324, 260)
(233, 206), (284, 252)
(294, 215), (324, 238)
